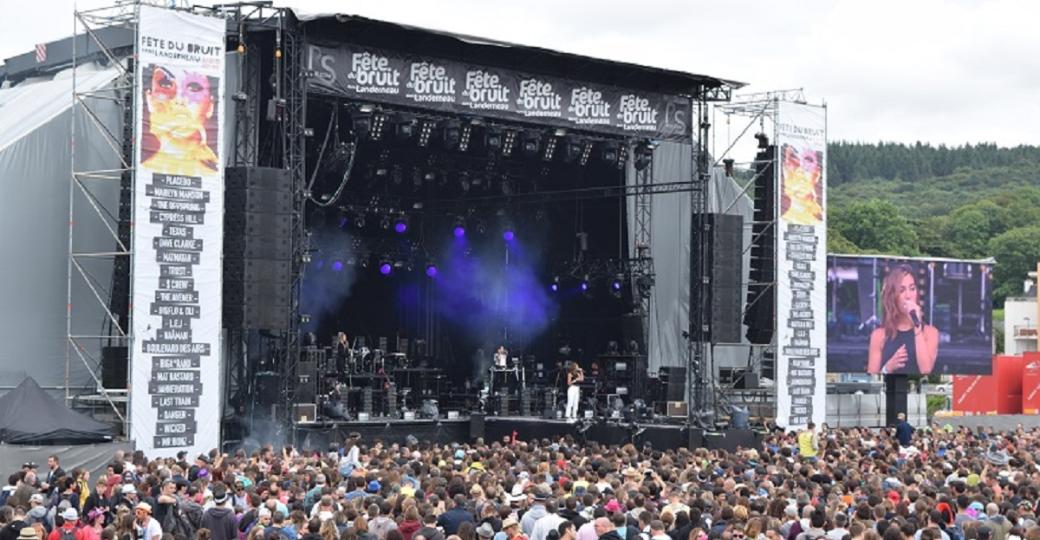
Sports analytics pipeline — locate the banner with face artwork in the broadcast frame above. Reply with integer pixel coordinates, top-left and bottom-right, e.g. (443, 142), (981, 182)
(131, 5), (225, 456)
(774, 102), (827, 430)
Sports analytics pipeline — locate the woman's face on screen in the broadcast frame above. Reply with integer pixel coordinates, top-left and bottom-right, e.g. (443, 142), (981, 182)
(898, 272), (918, 313)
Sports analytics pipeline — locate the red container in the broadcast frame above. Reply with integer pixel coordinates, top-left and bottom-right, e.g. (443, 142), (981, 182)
(1023, 359), (1040, 414)
(953, 355), (1024, 414)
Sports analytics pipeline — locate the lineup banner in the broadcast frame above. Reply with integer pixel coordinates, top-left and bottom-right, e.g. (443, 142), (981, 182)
(131, 5), (224, 456)
(304, 43), (693, 143)
(774, 102), (827, 430)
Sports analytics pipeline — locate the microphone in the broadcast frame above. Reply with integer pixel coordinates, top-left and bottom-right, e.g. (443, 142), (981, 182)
(909, 309), (921, 329)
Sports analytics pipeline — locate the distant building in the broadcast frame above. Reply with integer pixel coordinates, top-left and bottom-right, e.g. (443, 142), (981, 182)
(1004, 266), (1038, 355)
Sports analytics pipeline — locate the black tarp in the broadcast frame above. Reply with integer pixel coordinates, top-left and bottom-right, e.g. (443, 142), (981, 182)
(0, 378), (113, 444)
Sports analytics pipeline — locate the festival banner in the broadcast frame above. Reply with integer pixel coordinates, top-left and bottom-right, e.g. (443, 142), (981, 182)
(774, 102), (827, 430)
(304, 43), (692, 143)
(131, 5), (224, 456)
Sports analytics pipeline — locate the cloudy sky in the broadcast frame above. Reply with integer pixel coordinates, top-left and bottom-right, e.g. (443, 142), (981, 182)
(3, 0), (1037, 150)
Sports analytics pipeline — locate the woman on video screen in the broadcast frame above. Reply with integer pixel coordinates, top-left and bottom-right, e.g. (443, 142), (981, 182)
(867, 265), (939, 375)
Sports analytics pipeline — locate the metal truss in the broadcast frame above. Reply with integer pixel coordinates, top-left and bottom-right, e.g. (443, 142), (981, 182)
(66, 2), (139, 432)
(632, 159), (654, 343)
(688, 96), (713, 427)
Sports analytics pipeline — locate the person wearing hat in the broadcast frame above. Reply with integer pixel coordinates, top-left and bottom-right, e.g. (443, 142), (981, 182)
(201, 487), (236, 540)
(46, 508), (84, 540)
(521, 489), (549, 536)
(503, 519), (528, 540)
(17, 529), (38, 540)
(477, 524), (496, 540)
(133, 503), (162, 540)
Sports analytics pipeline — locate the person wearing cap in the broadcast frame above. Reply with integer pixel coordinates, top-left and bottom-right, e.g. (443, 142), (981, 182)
(133, 503), (162, 540)
(46, 508), (84, 540)
(201, 487), (236, 540)
(521, 489), (549, 536)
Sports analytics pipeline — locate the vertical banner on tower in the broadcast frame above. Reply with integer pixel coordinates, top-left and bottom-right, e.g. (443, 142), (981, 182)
(132, 5), (224, 456)
(774, 102), (827, 430)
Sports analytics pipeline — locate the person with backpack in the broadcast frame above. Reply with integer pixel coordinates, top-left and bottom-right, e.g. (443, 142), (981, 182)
(47, 509), (85, 540)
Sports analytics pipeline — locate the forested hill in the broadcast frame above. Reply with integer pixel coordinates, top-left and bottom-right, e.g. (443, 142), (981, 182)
(826, 141), (1040, 304)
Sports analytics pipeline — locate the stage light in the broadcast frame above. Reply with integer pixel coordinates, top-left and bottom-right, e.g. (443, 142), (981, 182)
(394, 114), (416, 141)
(502, 229), (515, 242)
(600, 142), (619, 164)
(580, 275), (590, 292)
(394, 218), (408, 234)
(425, 264), (438, 278)
(369, 112), (388, 141)
(354, 216), (366, 228)
(755, 132), (770, 149)
(611, 275), (624, 298)
(543, 133), (559, 161)
(459, 123), (473, 152)
(502, 129), (518, 157)
(453, 225), (466, 238)
(485, 127), (503, 153)
(418, 119), (435, 147)
(475, 219), (487, 235)
(331, 260), (344, 272)
(561, 137), (583, 163)
(550, 276), (560, 292)
(379, 262), (393, 276)
(617, 143), (629, 170)
(634, 140), (655, 171)
(380, 216), (391, 230)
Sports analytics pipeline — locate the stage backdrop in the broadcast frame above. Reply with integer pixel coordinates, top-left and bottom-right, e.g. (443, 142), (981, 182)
(827, 255), (993, 375)
(774, 102), (827, 430)
(131, 5), (225, 457)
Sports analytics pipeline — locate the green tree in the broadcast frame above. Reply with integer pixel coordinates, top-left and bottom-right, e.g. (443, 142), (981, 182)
(827, 228), (861, 254)
(831, 199), (919, 256)
(987, 226), (1040, 303)
(942, 207), (992, 259)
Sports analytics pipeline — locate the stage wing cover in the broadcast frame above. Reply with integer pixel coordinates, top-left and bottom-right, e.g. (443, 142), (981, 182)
(0, 378), (113, 444)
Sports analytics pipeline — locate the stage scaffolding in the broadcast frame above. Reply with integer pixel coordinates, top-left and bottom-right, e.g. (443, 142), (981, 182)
(65, 1), (144, 433)
(705, 88), (808, 423)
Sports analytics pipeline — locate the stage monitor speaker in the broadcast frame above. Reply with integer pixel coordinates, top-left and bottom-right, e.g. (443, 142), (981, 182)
(293, 403), (317, 423)
(667, 401), (688, 418)
(101, 346), (128, 389)
(469, 413), (486, 440)
(296, 360), (318, 404)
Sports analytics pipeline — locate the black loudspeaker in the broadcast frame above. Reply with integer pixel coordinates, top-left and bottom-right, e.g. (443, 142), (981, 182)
(469, 413), (486, 440)
(661, 367), (687, 402)
(255, 372), (282, 406)
(885, 374), (909, 426)
(296, 359), (317, 404)
(101, 346), (128, 389)
(744, 145), (776, 344)
(224, 166), (294, 330)
(693, 213), (744, 344)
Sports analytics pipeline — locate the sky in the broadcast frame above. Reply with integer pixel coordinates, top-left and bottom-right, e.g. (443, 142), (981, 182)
(3, 0), (1038, 152)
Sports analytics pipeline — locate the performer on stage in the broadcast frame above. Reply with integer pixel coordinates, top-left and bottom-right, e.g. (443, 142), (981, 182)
(334, 332), (351, 375)
(565, 362), (584, 421)
(494, 346), (508, 368)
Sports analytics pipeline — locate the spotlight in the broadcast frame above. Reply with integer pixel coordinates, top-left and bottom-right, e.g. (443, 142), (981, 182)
(475, 219), (487, 235)
(579, 141), (594, 166)
(755, 132), (770, 149)
(442, 120), (462, 149)
(542, 133), (559, 161)
(379, 262), (393, 276)
(611, 275), (624, 298)
(600, 142), (619, 164)
(634, 140), (655, 171)
(562, 138), (583, 163)
(580, 275), (590, 292)
(521, 132), (541, 157)
(331, 260), (344, 272)
(370, 111), (388, 141)
(425, 264), (438, 278)
(394, 114), (416, 141)
(354, 216), (366, 228)
(453, 225), (466, 238)
(550, 276), (560, 292)
(617, 143), (629, 170)
(502, 229), (515, 242)
(380, 216), (391, 230)
(485, 127), (503, 154)
(459, 123), (473, 152)
(394, 218), (408, 234)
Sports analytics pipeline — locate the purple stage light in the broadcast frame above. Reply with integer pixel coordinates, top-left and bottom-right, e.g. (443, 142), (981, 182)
(425, 264), (438, 278)
(379, 263), (393, 276)
(612, 280), (622, 290)
(331, 260), (344, 272)
(580, 281), (589, 291)
(453, 226), (466, 238)
(502, 229), (515, 242)
(394, 221), (408, 234)
(550, 283), (559, 292)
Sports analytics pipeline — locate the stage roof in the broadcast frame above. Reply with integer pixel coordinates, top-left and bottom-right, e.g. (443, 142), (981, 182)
(297, 13), (745, 99)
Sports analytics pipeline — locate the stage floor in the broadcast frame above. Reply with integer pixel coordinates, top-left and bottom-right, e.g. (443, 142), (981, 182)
(289, 414), (761, 451)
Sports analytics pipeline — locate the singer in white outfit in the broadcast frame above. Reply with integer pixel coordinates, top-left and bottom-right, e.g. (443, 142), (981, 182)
(866, 264), (939, 375)
(565, 362), (584, 421)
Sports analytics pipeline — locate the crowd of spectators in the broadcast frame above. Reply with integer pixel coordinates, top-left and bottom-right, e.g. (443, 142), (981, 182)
(0, 420), (1034, 540)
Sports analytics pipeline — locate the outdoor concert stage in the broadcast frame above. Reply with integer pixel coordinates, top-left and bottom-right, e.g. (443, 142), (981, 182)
(290, 415), (762, 451)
